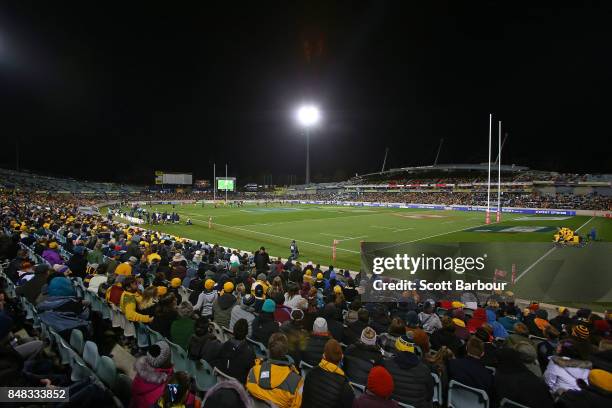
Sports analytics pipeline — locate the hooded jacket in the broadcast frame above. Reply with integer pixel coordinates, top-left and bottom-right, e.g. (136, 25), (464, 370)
(120, 291), (152, 323)
(230, 304), (256, 337)
(212, 293), (236, 329)
(130, 357), (174, 408)
(202, 379), (253, 408)
(252, 312), (280, 346)
(544, 355), (592, 394)
(486, 309), (508, 339)
(246, 358), (303, 408)
(194, 289), (217, 317)
(383, 351), (434, 408)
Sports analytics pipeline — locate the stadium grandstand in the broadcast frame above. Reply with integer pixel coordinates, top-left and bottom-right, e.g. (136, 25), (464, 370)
(0, 167), (611, 408)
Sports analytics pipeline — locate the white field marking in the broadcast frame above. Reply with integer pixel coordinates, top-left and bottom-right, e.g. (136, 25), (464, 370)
(184, 215), (360, 254)
(441, 220), (456, 224)
(371, 225), (397, 230)
(320, 232), (355, 240)
(375, 215), (525, 251)
(337, 235), (368, 242)
(392, 227), (415, 232)
(232, 211), (385, 228)
(511, 216), (594, 283)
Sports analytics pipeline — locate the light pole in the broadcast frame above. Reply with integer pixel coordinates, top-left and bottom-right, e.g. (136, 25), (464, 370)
(296, 105), (320, 185)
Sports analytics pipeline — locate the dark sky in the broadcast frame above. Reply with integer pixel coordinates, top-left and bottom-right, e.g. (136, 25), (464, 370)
(0, 1), (611, 185)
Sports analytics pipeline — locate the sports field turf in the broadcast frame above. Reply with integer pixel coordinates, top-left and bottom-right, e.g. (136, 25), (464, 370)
(113, 203), (612, 307)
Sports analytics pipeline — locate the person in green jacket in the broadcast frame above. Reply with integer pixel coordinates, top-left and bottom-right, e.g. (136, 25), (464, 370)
(171, 301), (196, 350)
(87, 242), (104, 265)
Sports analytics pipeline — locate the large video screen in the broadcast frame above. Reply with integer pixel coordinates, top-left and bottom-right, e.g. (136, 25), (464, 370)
(216, 177), (235, 191)
(155, 172), (193, 185)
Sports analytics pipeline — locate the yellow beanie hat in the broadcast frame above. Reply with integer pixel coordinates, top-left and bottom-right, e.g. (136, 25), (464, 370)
(589, 369), (612, 392)
(223, 281), (234, 293)
(316, 273), (323, 280)
(170, 278), (181, 288)
(451, 301), (465, 309)
(205, 279), (215, 290)
(453, 318), (466, 328)
(333, 285), (342, 294)
(157, 286), (168, 296)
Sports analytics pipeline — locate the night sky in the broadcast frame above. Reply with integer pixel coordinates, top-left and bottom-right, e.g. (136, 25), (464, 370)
(0, 1), (611, 185)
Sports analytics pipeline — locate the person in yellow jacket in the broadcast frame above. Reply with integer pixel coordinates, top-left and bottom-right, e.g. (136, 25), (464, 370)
(120, 276), (153, 323)
(115, 256), (138, 276)
(246, 332), (303, 408)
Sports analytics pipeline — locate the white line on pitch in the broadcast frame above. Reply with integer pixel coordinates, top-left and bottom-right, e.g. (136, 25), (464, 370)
(338, 235), (368, 242)
(320, 232), (354, 240)
(185, 215), (360, 254)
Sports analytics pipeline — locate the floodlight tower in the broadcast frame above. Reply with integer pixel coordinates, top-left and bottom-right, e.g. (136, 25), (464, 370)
(296, 105), (320, 185)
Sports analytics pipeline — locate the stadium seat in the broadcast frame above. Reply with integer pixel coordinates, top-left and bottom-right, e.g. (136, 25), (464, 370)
(96, 355), (117, 388)
(113, 373), (133, 406)
(448, 380), (489, 408)
(299, 360), (314, 378)
(52, 330), (75, 366)
(135, 322), (151, 348)
(431, 372), (442, 405)
(71, 356), (94, 382)
(167, 340), (192, 372)
(192, 359), (217, 392)
(485, 366), (496, 375)
(349, 382), (365, 397)
(213, 366), (238, 382)
(69, 329), (85, 355)
(395, 402), (416, 408)
(500, 398), (531, 408)
(83, 340), (100, 369)
(528, 334), (547, 342)
(246, 337), (267, 358)
(210, 321), (227, 343)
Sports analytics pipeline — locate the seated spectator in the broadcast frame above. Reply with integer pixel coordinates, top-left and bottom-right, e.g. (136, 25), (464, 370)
(555, 368), (612, 408)
(167, 278), (183, 306)
(302, 339), (354, 408)
(213, 281), (237, 329)
(230, 293), (257, 337)
(272, 291), (292, 324)
(344, 327), (383, 386)
(378, 317), (406, 356)
(405, 310), (430, 354)
(281, 309), (309, 366)
(284, 282), (305, 310)
(353, 365), (399, 408)
(430, 316), (465, 358)
(246, 332), (304, 408)
(498, 309), (519, 332)
(252, 299), (280, 346)
(323, 303), (344, 342)
(303, 317), (332, 366)
(344, 308), (369, 345)
(494, 348), (553, 408)
(202, 379), (252, 408)
(187, 317), (222, 364)
(153, 371), (200, 408)
(383, 334), (434, 408)
(486, 308), (508, 339)
(544, 338), (592, 395)
(150, 294), (179, 339)
(16, 264), (48, 303)
(370, 304), (391, 334)
(474, 327), (498, 367)
(526, 309), (550, 337)
(115, 256), (137, 276)
(537, 325), (560, 371)
(418, 301), (442, 334)
(550, 306), (572, 333)
(170, 301), (196, 350)
(131, 341), (174, 408)
(193, 279), (217, 319)
(448, 337), (494, 398)
(343, 299), (361, 325)
(217, 319), (256, 383)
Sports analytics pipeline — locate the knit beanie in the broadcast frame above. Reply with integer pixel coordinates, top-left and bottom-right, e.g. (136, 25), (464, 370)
(333, 285), (342, 294)
(147, 341), (171, 368)
(589, 369), (612, 392)
(367, 366), (394, 399)
(223, 281), (234, 293)
(572, 324), (590, 340)
(360, 327), (377, 346)
(262, 299), (276, 313)
(452, 318), (466, 328)
(204, 279), (215, 290)
(406, 310), (419, 327)
(170, 278), (182, 288)
(257, 273), (267, 282)
(395, 334), (414, 352)
(157, 286), (168, 296)
(290, 309), (304, 321)
(313, 317), (328, 334)
(47, 277), (76, 297)
(316, 273), (323, 280)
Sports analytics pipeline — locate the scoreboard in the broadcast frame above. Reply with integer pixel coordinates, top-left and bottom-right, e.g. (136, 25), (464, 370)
(155, 171), (193, 185)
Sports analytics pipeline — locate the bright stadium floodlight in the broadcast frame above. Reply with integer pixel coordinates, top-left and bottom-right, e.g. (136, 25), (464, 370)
(296, 105), (320, 127)
(296, 104), (320, 185)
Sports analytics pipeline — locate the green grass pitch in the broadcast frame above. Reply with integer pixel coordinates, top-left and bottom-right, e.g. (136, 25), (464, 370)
(112, 203), (612, 309)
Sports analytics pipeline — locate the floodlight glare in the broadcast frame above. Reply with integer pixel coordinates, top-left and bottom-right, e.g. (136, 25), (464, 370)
(296, 105), (320, 127)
